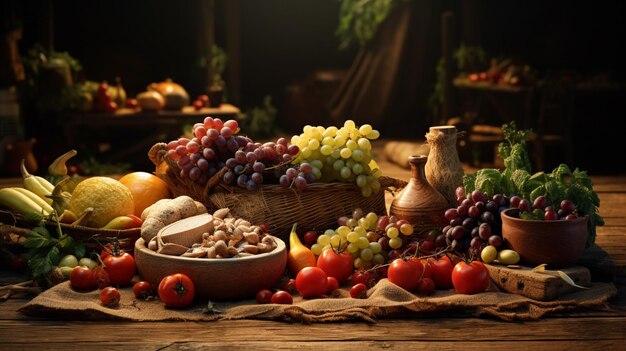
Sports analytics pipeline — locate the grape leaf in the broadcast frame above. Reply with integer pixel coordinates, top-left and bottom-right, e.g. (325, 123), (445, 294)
(463, 173), (477, 194)
(475, 168), (501, 196)
(24, 230), (51, 249)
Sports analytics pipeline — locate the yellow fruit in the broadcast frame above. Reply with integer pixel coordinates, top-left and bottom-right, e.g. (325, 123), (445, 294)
(118, 172), (171, 217)
(69, 176), (134, 228)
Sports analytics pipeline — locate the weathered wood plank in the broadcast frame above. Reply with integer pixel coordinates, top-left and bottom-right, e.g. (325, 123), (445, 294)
(1, 317), (626, 343)
(0, 340), (622, 351)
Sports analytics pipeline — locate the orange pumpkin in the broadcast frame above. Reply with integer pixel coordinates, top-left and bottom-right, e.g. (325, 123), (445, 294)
(118, 172), (171, 217)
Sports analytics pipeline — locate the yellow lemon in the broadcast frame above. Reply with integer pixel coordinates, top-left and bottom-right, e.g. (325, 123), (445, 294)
(69, 176), (134, 228)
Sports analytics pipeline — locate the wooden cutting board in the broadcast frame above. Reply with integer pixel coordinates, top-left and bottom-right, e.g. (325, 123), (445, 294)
(485, 264), (591, 301)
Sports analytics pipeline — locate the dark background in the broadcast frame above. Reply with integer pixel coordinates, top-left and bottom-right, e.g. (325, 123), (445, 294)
(4, 0), (626, 173)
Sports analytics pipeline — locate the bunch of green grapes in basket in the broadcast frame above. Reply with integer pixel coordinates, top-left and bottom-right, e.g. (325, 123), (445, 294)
(290, 120), (383, 197)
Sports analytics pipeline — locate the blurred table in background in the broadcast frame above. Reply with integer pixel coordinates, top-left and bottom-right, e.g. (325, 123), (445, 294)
(61, 104), (240, 170)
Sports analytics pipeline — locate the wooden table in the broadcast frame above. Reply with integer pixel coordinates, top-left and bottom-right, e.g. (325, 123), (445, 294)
(1, 154), (625, 351)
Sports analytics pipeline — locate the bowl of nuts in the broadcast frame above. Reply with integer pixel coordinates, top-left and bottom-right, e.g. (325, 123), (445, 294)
(134, 209), (287, 301)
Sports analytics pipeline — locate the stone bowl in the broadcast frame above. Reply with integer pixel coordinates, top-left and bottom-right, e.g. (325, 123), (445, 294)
(134, 236), (287, 301)
(501, 208), (589, 268)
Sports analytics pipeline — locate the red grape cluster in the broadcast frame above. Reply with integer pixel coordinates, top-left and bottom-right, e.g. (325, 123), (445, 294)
(442, 187), (508, 257)
(165, 117), (301, 189)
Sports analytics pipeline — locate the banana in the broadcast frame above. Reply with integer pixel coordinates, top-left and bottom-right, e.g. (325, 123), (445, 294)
(11, 187), (54, 214)
(20, 159), (54, 204)
(0, 187), (48, 216)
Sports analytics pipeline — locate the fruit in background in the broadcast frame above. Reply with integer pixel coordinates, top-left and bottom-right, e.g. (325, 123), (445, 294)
(112, 77), (127, 108)
(102, 215), (143, 230)
(192, 99), (204, 111)
(68, 177), (135, 228)
(287, 223), (317, 275)
(136, 91), (165, 111)
(93, 81), (117, 112)
(125, 98), (138, 109)
(197, 94), (209, 106)
(148, 79), (190, 110)
(118, 171), (171, 217)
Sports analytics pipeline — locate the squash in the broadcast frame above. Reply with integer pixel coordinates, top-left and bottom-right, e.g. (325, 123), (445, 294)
(148, 79), (190, 110)
(136, 91), (165, 111)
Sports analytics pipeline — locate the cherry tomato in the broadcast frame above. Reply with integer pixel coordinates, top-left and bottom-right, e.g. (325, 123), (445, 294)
(133, 281), (155, 299)
(326, 276), (339, 295)
(93, 265), (111, 289)
(270, 290), (293, 304)
(125, 98), (138, 109)
(350, 269), (374, 288)
(451, 260), (490, 294)
(281, 278), (297, 295)
(316, 249), (354, 284)
(103, 249), (136, 286)
(427, 256), (457, 290)
(197, 94), (209, 105)
(302, 231), (318, 247)
(192, 99), (204, 111)
(158, 273), (195, 308)
(256, 289), (274, 304)
(295, 267), (328, 299)
(417, 277), (436, 295)
(350, 283), (368, 299)
(70, 266), (96, 290)
(105, 100), (118, 113)
(387, 258), (423, 292)
(100, 287), (121, 308)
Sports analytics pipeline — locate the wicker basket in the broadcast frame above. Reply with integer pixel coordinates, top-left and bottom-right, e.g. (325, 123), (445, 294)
(0, 210), (140, 251)
(149, 143), (407, 239)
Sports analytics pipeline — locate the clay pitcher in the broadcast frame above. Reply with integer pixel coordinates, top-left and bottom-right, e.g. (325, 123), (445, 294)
(390, 155), (449, 230)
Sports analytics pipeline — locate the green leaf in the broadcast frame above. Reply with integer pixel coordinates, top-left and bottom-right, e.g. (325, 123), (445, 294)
(74, 242), (86, 259)
(463, 173), (477, 194)
(474, 168), (501, 196)
(32, 226), (50, 238)
(510, 169), (530, 194)
(48, 246), (60, 266)
(24, 230), (50, 249)
(551, 164), (572, 181)
(529, 171), (548, 183)
(530, 185), (546, 202)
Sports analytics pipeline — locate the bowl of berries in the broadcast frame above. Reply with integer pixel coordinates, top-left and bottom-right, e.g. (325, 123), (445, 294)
(500, 197), (589, 267)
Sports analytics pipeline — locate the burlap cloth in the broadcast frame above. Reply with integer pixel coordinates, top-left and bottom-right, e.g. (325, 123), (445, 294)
(19, 278), (617, 323)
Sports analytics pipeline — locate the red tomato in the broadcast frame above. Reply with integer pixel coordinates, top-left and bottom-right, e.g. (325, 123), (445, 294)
(70, 266), (96, 290)
(387, 258), (423, 292)
(103, 250), (136, 286)
(270, 290), (293, 304)
(125, 98), (138, 109)
(326, 276), (339, 294)
(451, 261), (490, 294)
(419, 258), (432, 279)
(427, 256), (457, 289)
(350, 269), (374, 288)
(281, 278), (297, 295)
(93, 265), (111, 289)
(158, 273), (195, 308)
(133, 281), (154, 299)
(302, 231), (318, 247)
(417, 277), (436, 295)
(316, 249), (354, 284)
(295, 267), (328, 299)
(350, 283), (368, 299)
(256, 289), (273, 304)
(100, 287), (121, 307)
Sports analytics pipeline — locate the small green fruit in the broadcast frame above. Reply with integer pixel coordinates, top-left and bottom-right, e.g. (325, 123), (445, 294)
(58, 254), (78, 268)
(497, 249), (521, 265)
(79, 257), (98, 270)
(481, 245), (498, 264)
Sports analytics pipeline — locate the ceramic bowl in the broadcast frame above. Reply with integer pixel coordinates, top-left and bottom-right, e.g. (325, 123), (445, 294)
(134, 236), (287, 301)
(500, 208), (589, 267)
